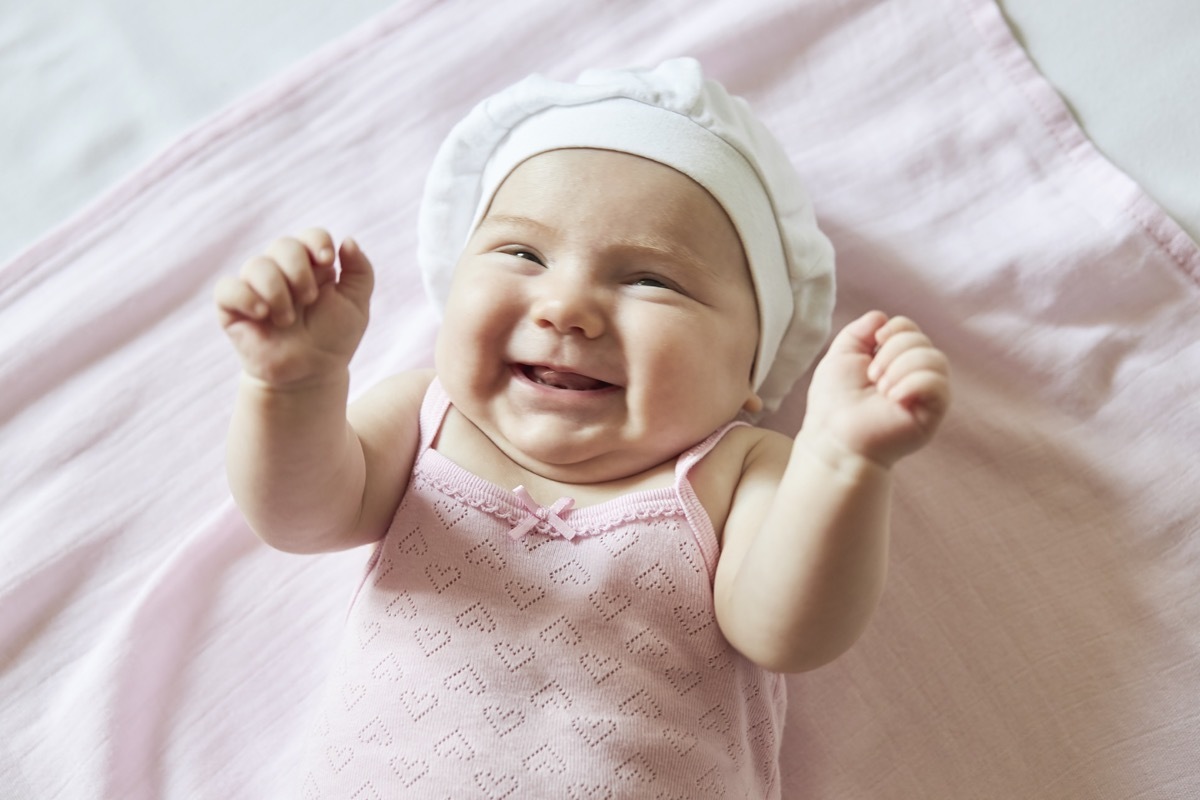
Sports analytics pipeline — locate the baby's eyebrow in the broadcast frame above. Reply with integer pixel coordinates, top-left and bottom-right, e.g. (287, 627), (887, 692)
(608, 235), (719, 281)
(476, 214), (554, 236)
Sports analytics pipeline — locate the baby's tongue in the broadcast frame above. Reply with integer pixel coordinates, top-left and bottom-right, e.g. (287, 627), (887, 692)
(530, 366), (607, 391)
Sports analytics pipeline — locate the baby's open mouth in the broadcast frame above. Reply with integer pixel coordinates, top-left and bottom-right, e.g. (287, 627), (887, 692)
(520, 364), (613, 392)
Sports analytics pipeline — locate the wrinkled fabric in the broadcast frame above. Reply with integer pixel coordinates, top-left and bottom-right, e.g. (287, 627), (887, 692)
(1, 1), (1198, 798)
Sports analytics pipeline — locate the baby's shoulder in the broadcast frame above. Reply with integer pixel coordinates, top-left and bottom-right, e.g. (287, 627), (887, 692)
(690, 423), (793, 536)
(712, 423), (794, 472)
(361, 367), (436, 400)
(348, 368), (436, 435)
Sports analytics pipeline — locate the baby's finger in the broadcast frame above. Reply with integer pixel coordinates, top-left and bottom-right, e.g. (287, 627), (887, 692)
(293, 228), (338, 289)
(265, 237), (322, 306)
(214, 276), (270, 325)
(875, 315), (923, 344)
(876, 346), (949, 397)
(295, 228), (336, 266)
(883, 369), (951, 427)
(825, 310), (889, 358)
(867, 328), (932, 383)
(241, 256), (297, 326)
(335, 237), (376, 312)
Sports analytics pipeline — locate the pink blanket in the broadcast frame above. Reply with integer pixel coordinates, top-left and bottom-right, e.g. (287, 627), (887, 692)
(3, 0), (1198, 797)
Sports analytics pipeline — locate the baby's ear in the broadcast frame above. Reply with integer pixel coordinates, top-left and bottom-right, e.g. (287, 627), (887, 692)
(742, 392), (764, 415)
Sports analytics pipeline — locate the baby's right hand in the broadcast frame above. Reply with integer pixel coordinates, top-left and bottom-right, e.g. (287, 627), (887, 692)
(214, 228), (374, 388)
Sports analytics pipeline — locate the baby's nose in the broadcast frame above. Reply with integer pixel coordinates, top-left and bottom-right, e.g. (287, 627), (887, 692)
(529, 275), (605, 339)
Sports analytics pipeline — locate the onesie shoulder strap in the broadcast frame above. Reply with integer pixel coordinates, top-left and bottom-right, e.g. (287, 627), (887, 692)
(674, 419), (751, 482)
(672, 419), (752, 579)
(416, 377), (453, 453)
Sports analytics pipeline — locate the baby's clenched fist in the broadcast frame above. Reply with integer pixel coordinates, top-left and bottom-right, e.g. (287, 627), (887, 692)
(215, 228), (374, 388)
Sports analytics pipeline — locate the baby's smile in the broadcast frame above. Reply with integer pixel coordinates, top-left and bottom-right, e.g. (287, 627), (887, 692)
(517, 363), (615, 392)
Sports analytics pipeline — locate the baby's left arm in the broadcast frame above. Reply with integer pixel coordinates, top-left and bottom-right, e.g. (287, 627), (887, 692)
(713, 311), (950, 673)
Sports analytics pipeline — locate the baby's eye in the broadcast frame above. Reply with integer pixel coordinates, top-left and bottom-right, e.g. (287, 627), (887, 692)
(506, 248), (545, 266)
(631, 276), (675, 290)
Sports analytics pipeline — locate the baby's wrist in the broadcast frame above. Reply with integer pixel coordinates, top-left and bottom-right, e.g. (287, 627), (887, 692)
(794, 426), (894, 479)
(238, 365), (351, 400)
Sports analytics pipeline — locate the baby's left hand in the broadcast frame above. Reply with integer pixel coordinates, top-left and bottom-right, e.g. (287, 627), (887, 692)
(802, 311), (950, 467)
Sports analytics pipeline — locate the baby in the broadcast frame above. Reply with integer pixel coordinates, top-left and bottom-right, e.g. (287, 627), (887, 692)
(216, 59), (949, 798)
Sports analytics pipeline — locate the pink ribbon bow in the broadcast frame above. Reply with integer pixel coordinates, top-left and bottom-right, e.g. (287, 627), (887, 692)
(510, 486), (577, 540)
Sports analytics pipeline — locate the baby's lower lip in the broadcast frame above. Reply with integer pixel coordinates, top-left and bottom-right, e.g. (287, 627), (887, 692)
(516, 364), (614, 392)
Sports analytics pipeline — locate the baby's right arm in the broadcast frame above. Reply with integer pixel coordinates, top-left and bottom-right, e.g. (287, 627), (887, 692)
(215, 229), (426, 553)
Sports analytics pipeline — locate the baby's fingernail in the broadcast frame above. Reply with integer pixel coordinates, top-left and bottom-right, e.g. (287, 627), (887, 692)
(319, 247), (334, 263)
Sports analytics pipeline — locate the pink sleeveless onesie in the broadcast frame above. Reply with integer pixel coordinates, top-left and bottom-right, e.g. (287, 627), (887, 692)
(299, 380), (785, 799)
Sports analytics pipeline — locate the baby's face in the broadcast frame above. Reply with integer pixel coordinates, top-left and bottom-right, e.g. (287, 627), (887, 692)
(435, 148), (761, 484)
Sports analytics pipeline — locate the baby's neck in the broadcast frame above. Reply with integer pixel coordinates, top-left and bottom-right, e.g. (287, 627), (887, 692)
(433, 406), (678, 509)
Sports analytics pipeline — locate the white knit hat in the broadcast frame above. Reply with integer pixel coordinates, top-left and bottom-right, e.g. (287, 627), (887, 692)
(417, 57), (835, 413)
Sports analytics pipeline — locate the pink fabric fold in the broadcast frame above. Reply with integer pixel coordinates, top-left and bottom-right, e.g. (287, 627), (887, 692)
(2, 0), (1197, 797)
